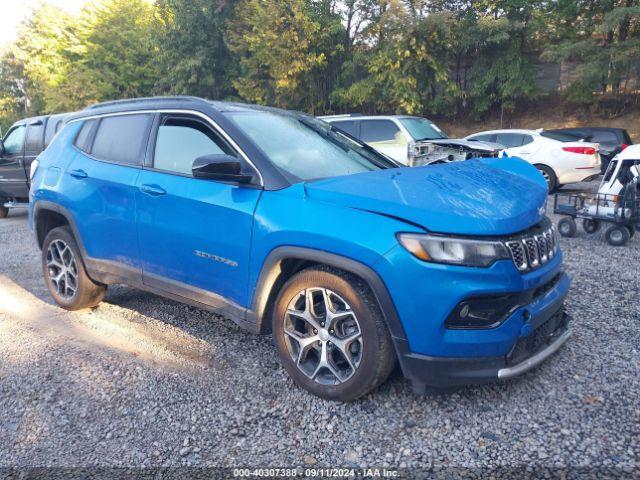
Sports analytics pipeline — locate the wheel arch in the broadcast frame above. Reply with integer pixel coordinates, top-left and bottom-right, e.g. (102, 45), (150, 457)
(249, 247), (408, 344)
(34, 201), (86, 255)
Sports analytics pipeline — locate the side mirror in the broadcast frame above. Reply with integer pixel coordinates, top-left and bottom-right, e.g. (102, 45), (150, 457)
(0, 139), (4, 156)
(192, 154), (254, 184)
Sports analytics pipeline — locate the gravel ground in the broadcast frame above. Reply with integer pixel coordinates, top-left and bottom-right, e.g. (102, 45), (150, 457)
(0, 182), (639, 475)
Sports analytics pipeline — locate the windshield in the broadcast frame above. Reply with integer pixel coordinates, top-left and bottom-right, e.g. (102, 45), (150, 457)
(399, 117), (447, 140)
(227, 111), (396, 181)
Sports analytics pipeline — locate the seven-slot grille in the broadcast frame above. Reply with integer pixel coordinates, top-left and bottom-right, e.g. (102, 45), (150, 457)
(505, 225), (557, 272)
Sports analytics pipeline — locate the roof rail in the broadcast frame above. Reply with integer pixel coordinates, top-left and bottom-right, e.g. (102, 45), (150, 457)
(86, 96), (206, 110)
(318, 113), (364, 119)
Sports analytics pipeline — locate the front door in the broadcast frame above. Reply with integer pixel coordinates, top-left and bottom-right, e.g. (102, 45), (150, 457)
(136, 113), (261, 308)
(0, 125), (28, 200)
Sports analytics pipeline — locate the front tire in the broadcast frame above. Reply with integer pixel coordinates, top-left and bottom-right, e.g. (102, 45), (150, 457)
(0, 205), (8, 219)
(42, 226), (106, 310)
(604, 225), (630, 247)
(272, 266), (395, 401)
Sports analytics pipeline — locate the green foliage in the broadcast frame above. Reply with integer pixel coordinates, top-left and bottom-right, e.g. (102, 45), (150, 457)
(1, 0), (639, 129)
(227, 0), (345, 113)
(155, 0), (235, 99)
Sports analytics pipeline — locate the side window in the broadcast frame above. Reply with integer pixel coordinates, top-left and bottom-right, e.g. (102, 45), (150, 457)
(91, 114), (151, 165)
(521, 135), (534, 146)
(496, 133), (525, 148)
(44, 117), (64, 147)
(153, 116), (234, 176)
(330, 120), (358, 138)
(360, 120), (403, 144)
(74, 119), (98, 152)
(590, 130), (618, 144)
(603, 160), (618, 182)
(2, 126), (26, 156)
(25, 122), (45, 155)
(469, 134), (496, 143)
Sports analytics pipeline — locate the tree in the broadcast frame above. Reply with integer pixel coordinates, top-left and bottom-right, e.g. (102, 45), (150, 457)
(69, 0), (161, 105)
(227, 0), (345, 113)
(154, 0), (235, 99)
(5, 2), (78, 114)
(543, 0), (640, 110)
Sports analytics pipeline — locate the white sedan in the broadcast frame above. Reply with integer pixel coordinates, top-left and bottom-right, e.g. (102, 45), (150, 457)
(465, 129), (601, 190)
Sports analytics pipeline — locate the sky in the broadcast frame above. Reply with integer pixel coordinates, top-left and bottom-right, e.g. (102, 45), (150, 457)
(0, 0), (86, 48)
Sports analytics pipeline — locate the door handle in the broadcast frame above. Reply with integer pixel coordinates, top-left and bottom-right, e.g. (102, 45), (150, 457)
(69, 169), (88, 179)
(140, 184), (166, 196)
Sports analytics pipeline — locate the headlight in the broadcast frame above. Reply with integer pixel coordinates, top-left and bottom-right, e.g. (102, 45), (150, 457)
(397, 233), (510, 267)
(29, 159), (40, 180)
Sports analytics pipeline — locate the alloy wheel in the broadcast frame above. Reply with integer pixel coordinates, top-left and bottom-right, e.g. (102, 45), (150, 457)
(283, 288), (363, 385)
(540, 169), (551, 187)
(46, 239), (78, 299)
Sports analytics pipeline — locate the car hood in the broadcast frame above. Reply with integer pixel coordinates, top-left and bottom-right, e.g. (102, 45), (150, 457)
(304, 158), (547, 235)
(421, 138), (502, 152)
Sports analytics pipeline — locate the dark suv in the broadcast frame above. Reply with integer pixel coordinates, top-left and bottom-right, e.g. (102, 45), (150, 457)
(30, 97), (570, 401)
(0, 113), (69, 218)
(546, 127), (633, 172)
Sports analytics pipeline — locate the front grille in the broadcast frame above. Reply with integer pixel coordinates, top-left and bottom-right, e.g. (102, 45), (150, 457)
(504, 222), (557, 272)
(507, 309), (569, 366)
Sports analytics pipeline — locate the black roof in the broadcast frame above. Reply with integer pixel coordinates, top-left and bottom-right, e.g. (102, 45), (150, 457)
(72, 96), (295, 121)
(548, 127), (629, 133)
(10, 115), (49, 127)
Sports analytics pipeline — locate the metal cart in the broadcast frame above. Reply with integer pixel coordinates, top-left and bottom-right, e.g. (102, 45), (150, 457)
(553, 188), (640, 246)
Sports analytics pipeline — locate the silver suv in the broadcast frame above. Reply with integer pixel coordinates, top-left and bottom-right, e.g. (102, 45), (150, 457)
(320, 114), (501, 166)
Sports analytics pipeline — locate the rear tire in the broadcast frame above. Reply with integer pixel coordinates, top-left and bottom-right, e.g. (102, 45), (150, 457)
(42, 226), (106, 310)
(535, 165), (557, 192)
(582, 219), (601, 234)
(0, 205), (8, 219)
(604, 225), (630, 247)
(558, 217), (577, 238)
(272, 266), (396, 401)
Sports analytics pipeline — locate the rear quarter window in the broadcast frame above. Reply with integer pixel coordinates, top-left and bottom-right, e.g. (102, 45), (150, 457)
(74, 119), (98, 152)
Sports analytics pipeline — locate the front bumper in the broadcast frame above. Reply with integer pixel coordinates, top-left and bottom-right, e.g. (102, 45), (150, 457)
(398, 309), (571, 392)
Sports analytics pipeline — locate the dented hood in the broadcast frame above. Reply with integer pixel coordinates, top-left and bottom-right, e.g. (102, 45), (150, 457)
(304, 158), (547, 236)
(420, 138), (502, 152)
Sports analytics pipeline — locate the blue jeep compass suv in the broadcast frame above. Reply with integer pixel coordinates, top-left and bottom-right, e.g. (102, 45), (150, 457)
(29, 97), (571, 400)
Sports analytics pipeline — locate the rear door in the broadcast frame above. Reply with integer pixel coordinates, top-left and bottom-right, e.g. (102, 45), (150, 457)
(498, 133), (538, 161)
(66, 114), (152, 278)
(0, 124), (27, 199)
(136, 113), (261, 307)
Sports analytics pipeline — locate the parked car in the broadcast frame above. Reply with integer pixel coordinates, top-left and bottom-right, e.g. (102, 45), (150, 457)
(30, 97), (571, 401)
(0, 113), (69, 218)
(465, 129), (601, 191)
(320, 114), (501, 166)
(545, 127), (633, 173)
